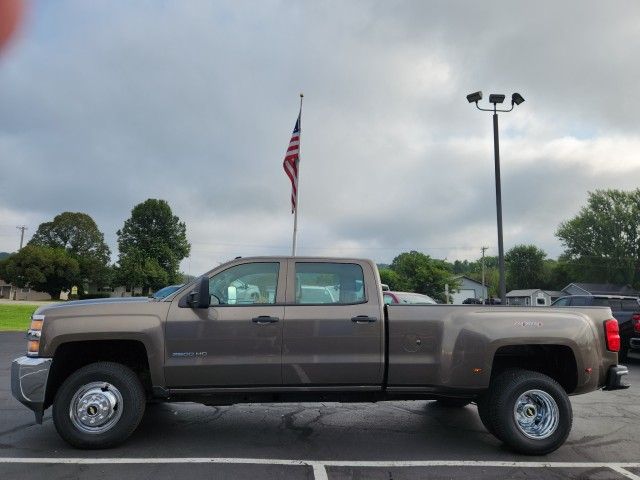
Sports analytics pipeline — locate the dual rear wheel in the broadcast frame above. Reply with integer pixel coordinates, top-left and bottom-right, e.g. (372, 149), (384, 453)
(476, 369), (572, 455)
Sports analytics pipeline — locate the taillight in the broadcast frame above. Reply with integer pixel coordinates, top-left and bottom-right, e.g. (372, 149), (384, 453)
(604, 319), (620, 352)
(633, 313), (640, 333)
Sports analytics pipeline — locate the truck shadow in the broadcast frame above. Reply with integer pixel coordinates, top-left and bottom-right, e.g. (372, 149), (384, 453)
(131, 400), (505, 460)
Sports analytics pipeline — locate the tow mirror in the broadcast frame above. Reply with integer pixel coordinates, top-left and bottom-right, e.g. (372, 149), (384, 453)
(187, 276), (211, 308)
(197, 276), (210, 308)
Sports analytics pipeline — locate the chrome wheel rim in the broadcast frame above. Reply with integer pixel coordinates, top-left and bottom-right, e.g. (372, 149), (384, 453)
(513, 389), (559, 440)
(69, 382), (123, 434)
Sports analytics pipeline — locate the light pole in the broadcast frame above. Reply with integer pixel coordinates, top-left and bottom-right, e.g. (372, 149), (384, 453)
(466, 91), (524, 304)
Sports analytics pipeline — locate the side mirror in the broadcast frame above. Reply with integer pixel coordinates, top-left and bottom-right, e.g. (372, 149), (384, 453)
(197, 276), (210, 308)
(187, 276), (211, 308)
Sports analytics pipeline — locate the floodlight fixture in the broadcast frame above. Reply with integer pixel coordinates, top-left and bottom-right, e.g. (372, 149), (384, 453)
(466, 91), (483, 103)
(512, 92), (525, 105)
(489, 94), (505, 104)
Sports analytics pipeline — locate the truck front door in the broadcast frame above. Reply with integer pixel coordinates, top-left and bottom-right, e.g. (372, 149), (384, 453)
(164, 260), (286, 387)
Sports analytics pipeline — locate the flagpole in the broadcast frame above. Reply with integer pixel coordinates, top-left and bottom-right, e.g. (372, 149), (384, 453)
(292, 92), (303, 256)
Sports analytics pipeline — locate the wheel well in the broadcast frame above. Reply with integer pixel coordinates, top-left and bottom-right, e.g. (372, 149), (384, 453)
(491, 344), (578, 394)
(45, 340), (152, 408)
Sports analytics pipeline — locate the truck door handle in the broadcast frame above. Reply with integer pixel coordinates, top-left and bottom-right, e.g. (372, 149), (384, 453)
(252, 316), (279, 324)
(351, 315), (377, 323)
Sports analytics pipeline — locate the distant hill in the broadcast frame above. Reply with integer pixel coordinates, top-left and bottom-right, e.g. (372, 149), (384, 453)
(0, 252), (12, 260)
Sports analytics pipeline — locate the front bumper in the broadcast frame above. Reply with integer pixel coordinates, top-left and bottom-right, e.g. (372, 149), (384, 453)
(11, 356), (52, 423)
(603, 364), (629, 391)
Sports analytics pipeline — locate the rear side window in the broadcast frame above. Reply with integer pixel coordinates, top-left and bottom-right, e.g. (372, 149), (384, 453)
(570, 297), (587, 306)
(554, 297), (570, 306)
(608, 299), (622, 311)
(295, 263), (365, 304)
(622, 298), (640, 310)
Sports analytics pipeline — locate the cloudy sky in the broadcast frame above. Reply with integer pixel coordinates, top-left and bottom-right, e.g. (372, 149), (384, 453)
(1, 0), (639, 275)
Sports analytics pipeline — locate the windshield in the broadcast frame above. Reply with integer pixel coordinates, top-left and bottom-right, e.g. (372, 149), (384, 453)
(153, 285), (183, 299)
(394, 292), (437, 304)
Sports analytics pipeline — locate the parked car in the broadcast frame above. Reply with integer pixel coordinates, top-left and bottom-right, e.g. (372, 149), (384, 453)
(629, 314), (640, 360)
(552, 295), (640, 359)
(152, 284), (184, 300)
(12, 256), (628, 455)
(462, 297), (483, 304)
(383, 291), (438, 305)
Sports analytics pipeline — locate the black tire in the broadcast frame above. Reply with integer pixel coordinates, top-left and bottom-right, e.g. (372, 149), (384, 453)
(435, 398), (472, 408)
(475, 393), (496, 436)
(486, 369), (572, 455)
(52, 362), (146, 449)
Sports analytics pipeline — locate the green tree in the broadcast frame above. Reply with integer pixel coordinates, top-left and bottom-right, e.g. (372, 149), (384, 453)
(0, 245), (79, 299)
(117, 199), (190, 293)
(556, 189), (640, 286)
(505, 244), (547, 290)
(389, 251), (459, 301)
(378, 268), (409, 291)
(28, 212), (111, 289)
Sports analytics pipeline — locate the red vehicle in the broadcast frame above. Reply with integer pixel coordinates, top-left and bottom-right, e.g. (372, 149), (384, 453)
(383, 291), (438, 305)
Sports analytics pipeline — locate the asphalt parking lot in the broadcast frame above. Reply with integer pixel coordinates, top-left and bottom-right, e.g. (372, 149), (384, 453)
(1, 332), (639, 480)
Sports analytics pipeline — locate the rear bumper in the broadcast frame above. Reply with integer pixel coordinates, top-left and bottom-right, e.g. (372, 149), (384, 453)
(603, 364), (629, 391)
(11, 356), (52, 424)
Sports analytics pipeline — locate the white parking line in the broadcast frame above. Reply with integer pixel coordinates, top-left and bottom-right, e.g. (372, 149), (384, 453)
(1, 458), (640, 479)
(611, 466), (640, 480)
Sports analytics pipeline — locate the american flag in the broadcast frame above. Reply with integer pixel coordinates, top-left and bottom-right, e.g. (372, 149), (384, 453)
(283, 113), (301, 213)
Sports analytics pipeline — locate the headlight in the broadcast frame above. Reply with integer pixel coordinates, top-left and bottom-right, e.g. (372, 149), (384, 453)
(27, 314), (44, 357)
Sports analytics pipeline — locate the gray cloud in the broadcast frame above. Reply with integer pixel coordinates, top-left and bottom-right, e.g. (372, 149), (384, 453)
(1, 0), (639, 275)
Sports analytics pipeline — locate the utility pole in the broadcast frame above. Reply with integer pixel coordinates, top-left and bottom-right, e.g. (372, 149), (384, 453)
(481, 246), (488, 302)
(16, 225), (28, 250)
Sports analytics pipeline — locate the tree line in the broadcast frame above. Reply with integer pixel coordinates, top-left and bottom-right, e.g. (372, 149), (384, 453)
(380, 189), (640, 299)
(0, 199), (190, 298)
(1, 188), (639, 300)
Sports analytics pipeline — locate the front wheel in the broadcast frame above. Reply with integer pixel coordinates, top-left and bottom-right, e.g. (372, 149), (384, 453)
(52, 362), (146, 449)
(486, 369), (572, 455)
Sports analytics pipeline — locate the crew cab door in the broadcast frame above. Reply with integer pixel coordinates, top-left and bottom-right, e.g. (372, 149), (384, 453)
(282, 260), (384, 386)
(164, 260), (286, 387)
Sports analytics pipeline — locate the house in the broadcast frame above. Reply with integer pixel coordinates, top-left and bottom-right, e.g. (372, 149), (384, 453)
(451, 275), (488, 305)
(0, 278), (51, 301)
(561, 283), (640, 297)
(506, 289), (564, 307)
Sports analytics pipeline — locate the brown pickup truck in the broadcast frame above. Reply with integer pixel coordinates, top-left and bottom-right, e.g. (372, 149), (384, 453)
(11, 256), (629, 454)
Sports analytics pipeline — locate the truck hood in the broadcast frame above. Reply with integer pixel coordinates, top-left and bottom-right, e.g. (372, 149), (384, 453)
(34, 297), (155, 316)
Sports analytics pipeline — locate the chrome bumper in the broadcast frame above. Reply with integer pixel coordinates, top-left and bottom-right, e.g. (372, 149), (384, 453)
(603, 364), (629, 391)
(11, 356), (52, 424)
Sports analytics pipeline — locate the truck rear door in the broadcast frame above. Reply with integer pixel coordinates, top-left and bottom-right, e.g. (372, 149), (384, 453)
(282, 259), (384, 386)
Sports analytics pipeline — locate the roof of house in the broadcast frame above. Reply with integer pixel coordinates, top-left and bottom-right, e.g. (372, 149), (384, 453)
(544, 290), (565, 298)
(563, 283), (640, 296)
(506, 289), (542, 297)
(453, 275), (487, 288)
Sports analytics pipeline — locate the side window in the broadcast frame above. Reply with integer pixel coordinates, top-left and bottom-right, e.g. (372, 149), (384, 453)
(570, 297), (587, 306)
(554, 298), (570, 306)
(209, 262), (279, 305)
(622, 298), (640, 310)
(295, 262), (365, 305)
(536, 297), (546, 306)
(591, 297), (609, 307)
(608, 299), (622, 311)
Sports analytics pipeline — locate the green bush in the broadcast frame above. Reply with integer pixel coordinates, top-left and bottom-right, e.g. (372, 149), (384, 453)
(78, 292), (111, 300)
